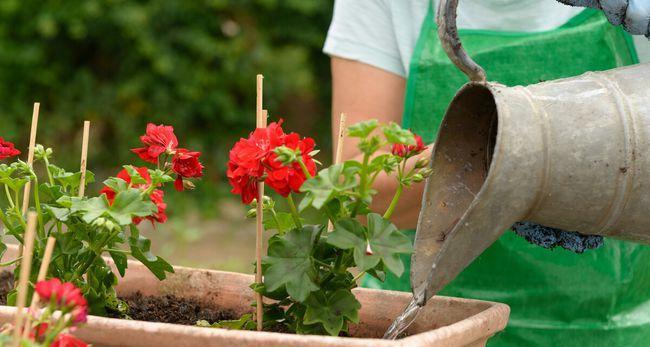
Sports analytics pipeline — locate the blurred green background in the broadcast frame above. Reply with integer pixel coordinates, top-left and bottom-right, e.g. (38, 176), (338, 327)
(0, 0), (334, 272)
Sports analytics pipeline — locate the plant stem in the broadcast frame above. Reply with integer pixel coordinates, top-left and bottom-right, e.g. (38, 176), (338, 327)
(43, 157), (54, 185)
(103, 248), (130, 254)
(4, 186), (14, 209)
(70, 229), (121, 282)
(352, 271), (366, 283)
(351, 153), (370, 217)
(269, 208), (284, 234)
(297, 159), (312, 179)
(383, 184), (403, 220)
(286, 194), (302, 229)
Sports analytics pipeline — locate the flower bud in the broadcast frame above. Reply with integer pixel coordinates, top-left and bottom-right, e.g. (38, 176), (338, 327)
(412, 173), (424, 183)
(246, 208), (257, 219)
(273, 146), (301, 166)
(182, 180), (196, 190)
(419, 167), (434, 178)
(415, 157), (429, 169)
(365, 241), (374, 256)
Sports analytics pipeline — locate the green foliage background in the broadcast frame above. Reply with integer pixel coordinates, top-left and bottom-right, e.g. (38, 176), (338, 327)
(0, 0), (333, 214)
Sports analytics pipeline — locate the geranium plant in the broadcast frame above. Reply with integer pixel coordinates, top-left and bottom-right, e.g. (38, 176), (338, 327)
(0, 279), (89, 347)
(0, 124), (203, 316)
(219, 119), (430, 336)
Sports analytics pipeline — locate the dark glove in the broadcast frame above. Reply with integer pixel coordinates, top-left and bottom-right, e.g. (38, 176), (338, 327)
(557, 0), (650, 37)
(511, 221), (604, 253)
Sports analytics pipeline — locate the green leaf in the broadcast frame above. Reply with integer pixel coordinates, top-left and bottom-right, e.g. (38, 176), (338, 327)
(382, 122), (415, 145)
(300, 164), (356, 210)
(347, 120), (378, 138)
(369, 153), (400, 174)
(73, 195), (111, 224)
(129, 232), (174, 280)
(123, 165), (147, 185)
(44, 205), (72, 222)
(109, 189), (157, 225)
(55, 231), (83, 255)
(149, 169), (174, 185)
(103, 177), (128, 193)
(357, 136), (381, 156)
(263, 212), (297, 233)
(73, 189), (156, 225)
(39, 183), (65, 203)
(109, 250), (128, 277)
(0, 176), (29, 192)
(197, 314), (256, 330)
(52, 166), (95, 192)
(303, 290), (361, 336)
(263, 226), (319, 302)
(327, 213), (413, 276)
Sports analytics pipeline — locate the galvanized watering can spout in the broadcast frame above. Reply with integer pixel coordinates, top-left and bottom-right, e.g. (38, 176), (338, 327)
(411, 0), (650, 304)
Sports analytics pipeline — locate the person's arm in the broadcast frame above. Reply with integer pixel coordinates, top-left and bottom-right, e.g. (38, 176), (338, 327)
(331, 57), (430, 229)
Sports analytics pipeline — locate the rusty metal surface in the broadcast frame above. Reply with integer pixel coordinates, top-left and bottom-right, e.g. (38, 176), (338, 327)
(412, 64), (650, 303)
(413, 0), (650, 304)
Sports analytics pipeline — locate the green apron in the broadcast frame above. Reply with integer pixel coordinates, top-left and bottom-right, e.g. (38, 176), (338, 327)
(364, 6), (650, 346)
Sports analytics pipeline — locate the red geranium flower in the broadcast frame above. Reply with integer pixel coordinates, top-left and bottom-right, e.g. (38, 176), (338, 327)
(99, 167), (167, 224)
(131, 123), (179, 164)
(35, 279), (87, 311)
(391, 133), (426, 158)
(0, 138), (20, 160)
(227, 121), (287, 203)
(51, 334), (88, 347)
(172, 149), (204, 191)
(29, 323), (49, 340)
(265, 133), (317, 197)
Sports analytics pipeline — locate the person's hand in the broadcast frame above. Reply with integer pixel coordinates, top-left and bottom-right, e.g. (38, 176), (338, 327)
(557, 0), (650, 37)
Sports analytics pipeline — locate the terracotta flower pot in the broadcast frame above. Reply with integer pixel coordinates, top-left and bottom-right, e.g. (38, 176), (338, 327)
(0, 245), (509, 346)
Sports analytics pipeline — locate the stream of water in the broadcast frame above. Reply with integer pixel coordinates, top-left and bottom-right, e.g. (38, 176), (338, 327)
(382, 294), (424, 340)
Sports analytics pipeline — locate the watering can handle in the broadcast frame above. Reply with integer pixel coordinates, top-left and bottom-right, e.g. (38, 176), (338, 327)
(437, 0), (487, 82)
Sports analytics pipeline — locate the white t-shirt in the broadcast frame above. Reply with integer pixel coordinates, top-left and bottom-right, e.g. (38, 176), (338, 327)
(324, 0), (650, 78)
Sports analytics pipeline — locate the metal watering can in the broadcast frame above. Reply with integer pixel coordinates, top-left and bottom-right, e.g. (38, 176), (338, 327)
(411, 0), (650, 305)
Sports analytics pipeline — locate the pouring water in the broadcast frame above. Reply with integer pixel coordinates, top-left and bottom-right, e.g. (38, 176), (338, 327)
(382, 293), (424, 340)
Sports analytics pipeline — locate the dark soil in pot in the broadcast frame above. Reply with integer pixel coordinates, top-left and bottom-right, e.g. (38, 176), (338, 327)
(0, 271), (235, 326)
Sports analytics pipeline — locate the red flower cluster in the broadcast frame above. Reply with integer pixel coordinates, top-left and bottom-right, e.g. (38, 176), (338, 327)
(51, 334), (88, 347)
(35, 279), (88, 324)
(100, 167), (167, 225)
(227, 121), (317, 204)
(392, 134), (427, 158)
(131, 124), (178, 164)
(131, 123), (204, 191)
(0, 137), (20, 160)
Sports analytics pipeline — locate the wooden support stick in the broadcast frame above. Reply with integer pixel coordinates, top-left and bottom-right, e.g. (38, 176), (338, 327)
(328, 113), (347, 231)
(12, 212), (37, 347)
(78, 121), (91, 197)
(21, 103), (40, 216)
(334, 113), (347, 165)
(21, 236), (56, 340)
(255, 75), (265, 332)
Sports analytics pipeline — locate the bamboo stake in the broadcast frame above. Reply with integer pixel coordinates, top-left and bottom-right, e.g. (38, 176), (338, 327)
(334, 113), (347, 165)
(255, 75), (265, 332)
(21, 103), (40, 216)
(12, 212), (37, 347)
(78, 121), (91, 197)
(328, 113), (347, 231)
(21, 237), (56, 340)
